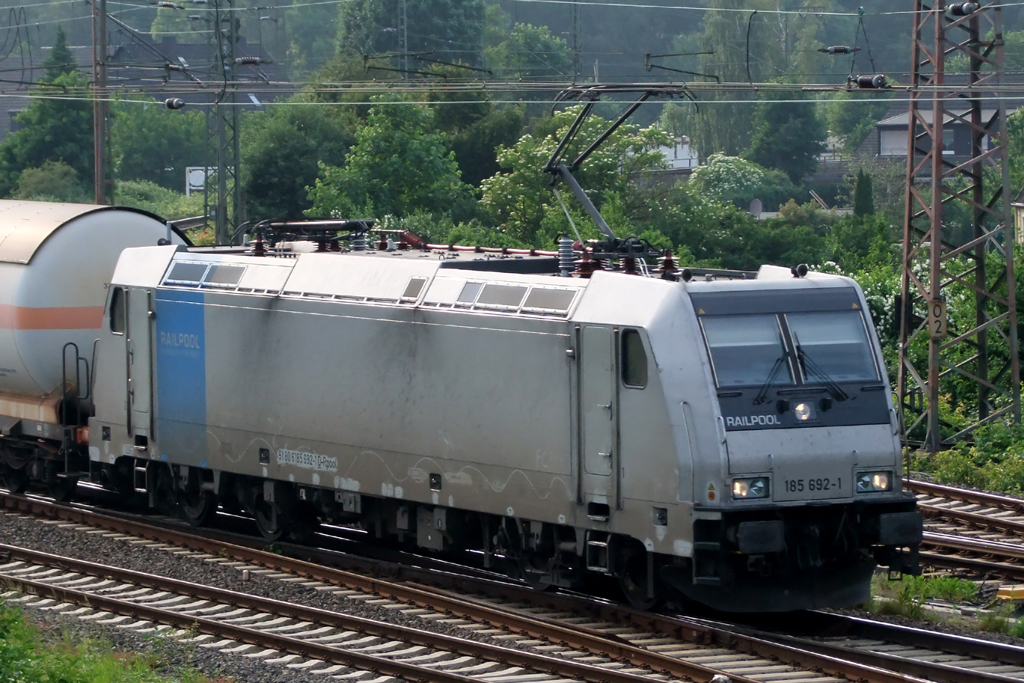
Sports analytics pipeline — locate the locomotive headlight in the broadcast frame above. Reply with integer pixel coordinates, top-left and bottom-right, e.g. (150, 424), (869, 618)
(856, 470), (893, 493)
(793, 402), (816, 421)
(732, 477), (769, 499)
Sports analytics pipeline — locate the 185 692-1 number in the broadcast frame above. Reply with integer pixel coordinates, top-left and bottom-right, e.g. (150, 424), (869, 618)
(784, 477), (840, 493)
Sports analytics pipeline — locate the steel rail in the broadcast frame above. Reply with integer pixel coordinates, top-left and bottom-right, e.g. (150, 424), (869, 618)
(919, 502), (1024, 535)
(0, 543), (742, 683)
(924, 531), (1024, 560)
(0, 491), (924, 683)
(906, 480), (1024, 513)
(681, 616), (1024, 683)
(418, 583), (1024, 683)
(1, 574), (483, 683)
(919, 550), (1024, 581)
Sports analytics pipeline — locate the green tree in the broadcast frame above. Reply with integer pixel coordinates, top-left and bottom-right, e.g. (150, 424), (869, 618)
(853, 169), (874, 216)
(1009, 109), (1024, 197)
(483, 21), (572, 81)
(44, 26), (76, 82)
(307, 96), (474, 219)
(687, 0), (786, 158)
(241, 104), (357, 221)
(336, 0), (484, 65)
(479, 107), (670, 244)
(423, 75), (524, 187)
(824, 90), (893, 154)
(744, 94), (826, 183)
(0, 71), (93, 197)
(287, 0), (340, 74)
(149, 6), (204, 43)
(111, 100), (206, 190)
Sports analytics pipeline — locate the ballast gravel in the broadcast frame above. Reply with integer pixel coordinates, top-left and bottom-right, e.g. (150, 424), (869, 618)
(19, 603), (317, 683)
(0, 507), (553, 681)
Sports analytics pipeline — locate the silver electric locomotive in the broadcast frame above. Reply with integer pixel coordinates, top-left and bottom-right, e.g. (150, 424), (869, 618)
(81, 245), (921, 612)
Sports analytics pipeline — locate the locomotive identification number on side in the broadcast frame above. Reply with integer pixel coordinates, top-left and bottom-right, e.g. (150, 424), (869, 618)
(784, 477), (841, 493)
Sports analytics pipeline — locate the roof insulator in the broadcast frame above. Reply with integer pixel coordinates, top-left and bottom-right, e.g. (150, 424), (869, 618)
(852, 74), (887, 89)
(949, 1), (979, 15)
(818, 45), (859, 55)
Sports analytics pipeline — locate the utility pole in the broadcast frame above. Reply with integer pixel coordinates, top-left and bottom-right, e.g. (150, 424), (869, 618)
(570, 0), (582, 82)
(91, 0), (112, 205)
(398, 0), (408, 79)
(205, 0), (243, 245)
(897, 0), (1019, 451)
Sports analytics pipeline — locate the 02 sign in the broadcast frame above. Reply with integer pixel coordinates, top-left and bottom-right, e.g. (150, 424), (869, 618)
(927, 298), (948, 340)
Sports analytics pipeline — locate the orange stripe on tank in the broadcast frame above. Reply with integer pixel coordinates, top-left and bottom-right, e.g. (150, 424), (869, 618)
(0, 304), (105, 330)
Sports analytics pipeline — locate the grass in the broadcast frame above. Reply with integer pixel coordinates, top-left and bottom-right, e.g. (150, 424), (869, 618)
(867, 574), (1024, 637)
(872, 573), (979, 605)
(0, 598), (223, 683)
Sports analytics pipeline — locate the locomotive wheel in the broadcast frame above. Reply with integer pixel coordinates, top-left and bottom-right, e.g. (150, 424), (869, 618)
(517, 554), (554, 590)
(48, 477), (78, 503)
(180, 489), (218, 527)
(287, 508), (321, 544)
(619, 549), (659, 611)
(254, 496), (287, 542)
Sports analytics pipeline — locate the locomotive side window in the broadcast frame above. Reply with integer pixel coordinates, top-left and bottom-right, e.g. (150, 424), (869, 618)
(621, 329), (647, 388)
(701, 315), (792, 387)
(456, 282), (483, 305)
(477, 284), (527, 309)
(786, 311), (879, 383)
(109, 287), (125, 334)
(202, 264), (245, 287)
(165, 262), (208, 286)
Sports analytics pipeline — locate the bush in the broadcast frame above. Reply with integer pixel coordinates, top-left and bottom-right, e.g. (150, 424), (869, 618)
(113, 180), (204, 221)
(688, 153), (800, 211)
(14, 160), (89, 202)
(918, 422), (1024, 495)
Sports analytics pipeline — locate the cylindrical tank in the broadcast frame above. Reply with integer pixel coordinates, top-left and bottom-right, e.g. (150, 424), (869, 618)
(0, 201), (185, 407)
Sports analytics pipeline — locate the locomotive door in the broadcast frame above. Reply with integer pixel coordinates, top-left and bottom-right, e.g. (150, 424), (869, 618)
(125, 288), (153, 437)
(579, 326), (618, 502)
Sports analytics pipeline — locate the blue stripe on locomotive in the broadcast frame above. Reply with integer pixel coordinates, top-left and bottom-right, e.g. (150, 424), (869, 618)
(155, 289), (207, 462)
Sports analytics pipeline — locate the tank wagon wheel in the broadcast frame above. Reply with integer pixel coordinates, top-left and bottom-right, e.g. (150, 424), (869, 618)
(3, 468), (29, 494)
(618, 546), (660, 611)
(48, 477), (78, 503)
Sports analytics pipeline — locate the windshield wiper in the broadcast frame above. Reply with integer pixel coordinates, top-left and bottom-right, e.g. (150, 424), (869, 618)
(754, 354), (787, 405)
(793, 334), (849, 402)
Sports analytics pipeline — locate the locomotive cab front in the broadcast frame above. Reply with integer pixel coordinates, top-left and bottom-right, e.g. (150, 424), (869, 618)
(666, 269), (922, 612)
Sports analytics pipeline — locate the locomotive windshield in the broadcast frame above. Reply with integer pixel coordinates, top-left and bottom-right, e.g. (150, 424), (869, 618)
(701, 315), (794, 388)
(700, 309), (878, 389)
(787, 311), (879, 383)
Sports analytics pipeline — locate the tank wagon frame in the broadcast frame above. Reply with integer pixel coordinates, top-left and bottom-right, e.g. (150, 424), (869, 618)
(78, 243), (921, 612)
(0, 202), (183, 501)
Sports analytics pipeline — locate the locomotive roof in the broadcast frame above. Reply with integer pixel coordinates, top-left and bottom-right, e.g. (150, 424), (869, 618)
(119, 248), (858, 330)
(0, 200), (168, 265)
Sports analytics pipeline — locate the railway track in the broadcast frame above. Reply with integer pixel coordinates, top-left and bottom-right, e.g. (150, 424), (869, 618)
(904, 480), (1024, 582)
(6, 487), (1024, 683)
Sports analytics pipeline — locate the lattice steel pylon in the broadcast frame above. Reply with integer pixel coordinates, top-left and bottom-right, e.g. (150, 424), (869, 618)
(205, 0), (243, 245)
(897, 0), (1020, 452)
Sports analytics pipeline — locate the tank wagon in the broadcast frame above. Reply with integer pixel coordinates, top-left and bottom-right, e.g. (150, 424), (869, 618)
(0, 201), (185, 498)
(80, 242), (922, 612)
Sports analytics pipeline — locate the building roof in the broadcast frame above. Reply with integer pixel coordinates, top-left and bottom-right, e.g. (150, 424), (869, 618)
(1013, 186), (1024, 206)
(876, 109), (1007, 126)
